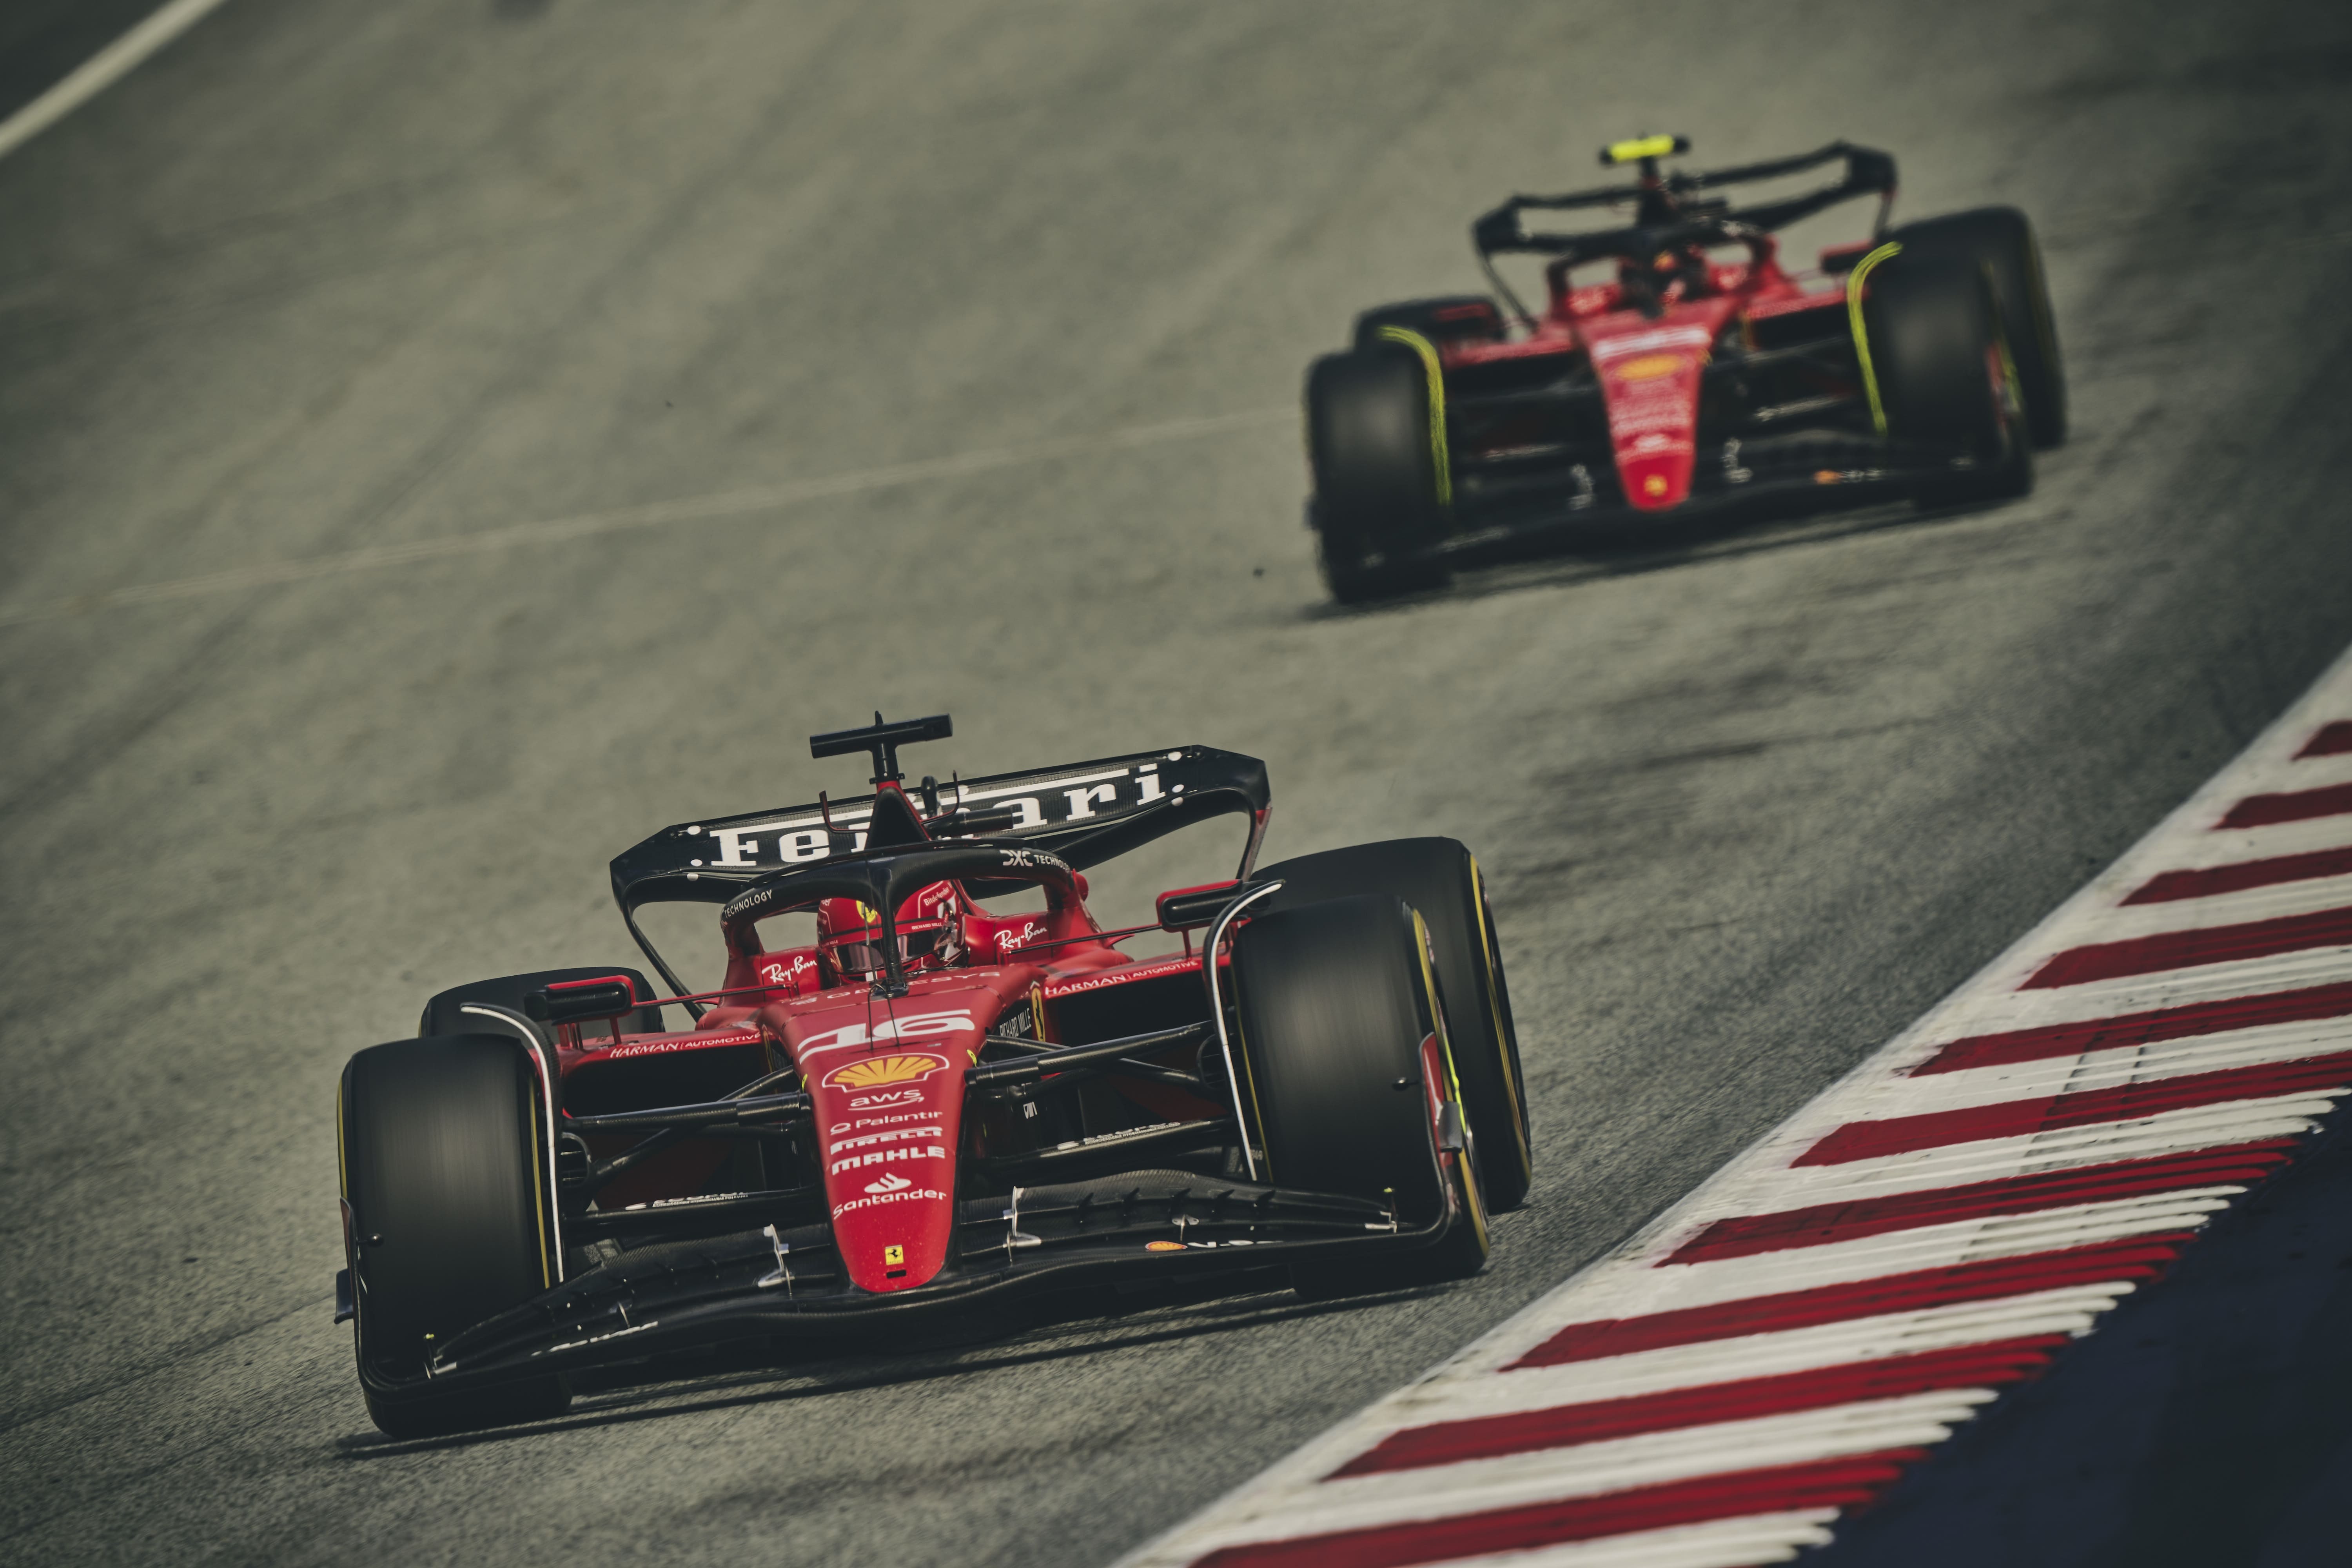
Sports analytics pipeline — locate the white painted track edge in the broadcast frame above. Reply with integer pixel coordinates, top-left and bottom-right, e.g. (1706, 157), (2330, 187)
(0, 0), (237, 162)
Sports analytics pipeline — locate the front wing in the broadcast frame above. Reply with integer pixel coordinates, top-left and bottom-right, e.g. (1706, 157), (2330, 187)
(363, 1171), (1466, 1398)
(1414, 432), (1981, 568)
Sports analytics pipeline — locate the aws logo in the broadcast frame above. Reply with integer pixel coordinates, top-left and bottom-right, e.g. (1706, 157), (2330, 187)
(821, 1053), (949, 1092)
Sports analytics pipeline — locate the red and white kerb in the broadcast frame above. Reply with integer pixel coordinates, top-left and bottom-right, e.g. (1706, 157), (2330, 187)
(1119, 654), (2352, 1568)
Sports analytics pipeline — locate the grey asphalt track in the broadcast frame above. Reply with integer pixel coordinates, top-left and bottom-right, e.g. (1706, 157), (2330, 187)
(4, 2), (2350, 1564)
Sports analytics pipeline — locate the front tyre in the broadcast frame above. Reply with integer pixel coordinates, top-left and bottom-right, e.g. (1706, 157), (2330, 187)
(340, 1034), (570, 1437)
(1889, 207), (2065, 448)
(1305, 343), (1452, 604)
(1865, 255), (2033, 507)
(1254, 838), (1532, 1210)
(1230, 895), (1489, 1300)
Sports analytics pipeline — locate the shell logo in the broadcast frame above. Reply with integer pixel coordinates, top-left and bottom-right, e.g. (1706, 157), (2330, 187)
(822, 1053), (949, 1091)
(1613, 353), (1685, 382)
(1642, 474), (1670, 497)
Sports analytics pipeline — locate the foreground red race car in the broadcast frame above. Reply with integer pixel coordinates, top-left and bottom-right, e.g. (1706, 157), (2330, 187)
(1305, 135), (2067, 600)
(335, 715), (1530, 1435)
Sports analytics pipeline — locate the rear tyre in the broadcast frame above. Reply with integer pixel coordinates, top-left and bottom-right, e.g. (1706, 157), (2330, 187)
(1865, 256), (2033, 506)
(1889, 207), (2065, 448)
(1254, 839), (1531, 1210)
(420, 965), (666, 1041)
(1352, 296), (1505, 352)
(1305, 343), (1452, 604)
(341, 1034), (570, 1437)
(1230, 895), (1489, 1300)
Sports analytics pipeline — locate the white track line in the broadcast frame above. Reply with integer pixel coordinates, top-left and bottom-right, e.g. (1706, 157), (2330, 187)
(0, 0), (236, 163)
(1610, 1194), (2239, 1308)
(1911, 955), (2352, 1040)
(0, 407), (1291, 630)
(1428, 1513), (1842, 1568)
(1839, 1023), (2352, 1117)
(2084, 868), (2352, 935)
(2127, 809), (2352, 871)
(1117, 642), (2352, 1568)
(1379, 1290), (2129, 1419)
(1187, 1394), (1988, 1547)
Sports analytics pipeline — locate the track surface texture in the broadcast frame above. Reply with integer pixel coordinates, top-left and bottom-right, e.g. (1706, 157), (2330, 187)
(2, 2), (2349, 1564)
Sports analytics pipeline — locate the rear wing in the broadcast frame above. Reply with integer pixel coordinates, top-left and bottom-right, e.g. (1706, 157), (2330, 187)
(607, 744), (1271, 915)
(1472, 140), (1898, 261)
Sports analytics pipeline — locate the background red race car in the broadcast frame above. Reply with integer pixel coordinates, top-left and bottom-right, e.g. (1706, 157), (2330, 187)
(335, 714), (1531, 1436)
(1303, 135), (2067, 601)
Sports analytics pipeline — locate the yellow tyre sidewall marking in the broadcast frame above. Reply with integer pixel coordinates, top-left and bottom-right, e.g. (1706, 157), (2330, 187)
(1846, 240), (1904, 436)
(1376, 325), (1453, 513)
(1468, 857), (1532, 1183)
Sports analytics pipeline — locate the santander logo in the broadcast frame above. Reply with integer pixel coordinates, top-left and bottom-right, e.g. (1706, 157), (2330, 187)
(864, 1172), (913, 1195)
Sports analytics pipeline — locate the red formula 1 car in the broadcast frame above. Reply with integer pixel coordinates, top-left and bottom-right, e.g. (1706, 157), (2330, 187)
(1304, 136), (2066, 600)
(335, 715), (1530, 1435)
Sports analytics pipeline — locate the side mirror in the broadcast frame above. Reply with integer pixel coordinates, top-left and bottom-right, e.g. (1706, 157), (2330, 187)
(1156, 880), (1242, 931)
(524, 976), (639, 1027)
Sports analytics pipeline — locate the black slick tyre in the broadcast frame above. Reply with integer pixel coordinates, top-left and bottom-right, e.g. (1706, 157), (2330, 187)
(1230, 895), (1489, 1300)
(1305, 342), (1452, 604)
(1889, 207), (2065, 448)
(340, 1033), (570, 1437)
(1253, 838), (1531, 1210)
(420, 965), (666, 1041)
(1864, 256), (2033, 506)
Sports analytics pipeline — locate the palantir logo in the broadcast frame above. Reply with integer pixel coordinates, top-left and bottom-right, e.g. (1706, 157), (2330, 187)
(864, 1172), (913, 1195)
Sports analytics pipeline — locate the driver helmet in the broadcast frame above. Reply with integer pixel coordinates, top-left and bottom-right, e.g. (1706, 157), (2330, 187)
(817, 882), (964, 980)
(1617, 244), (1711, 305)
